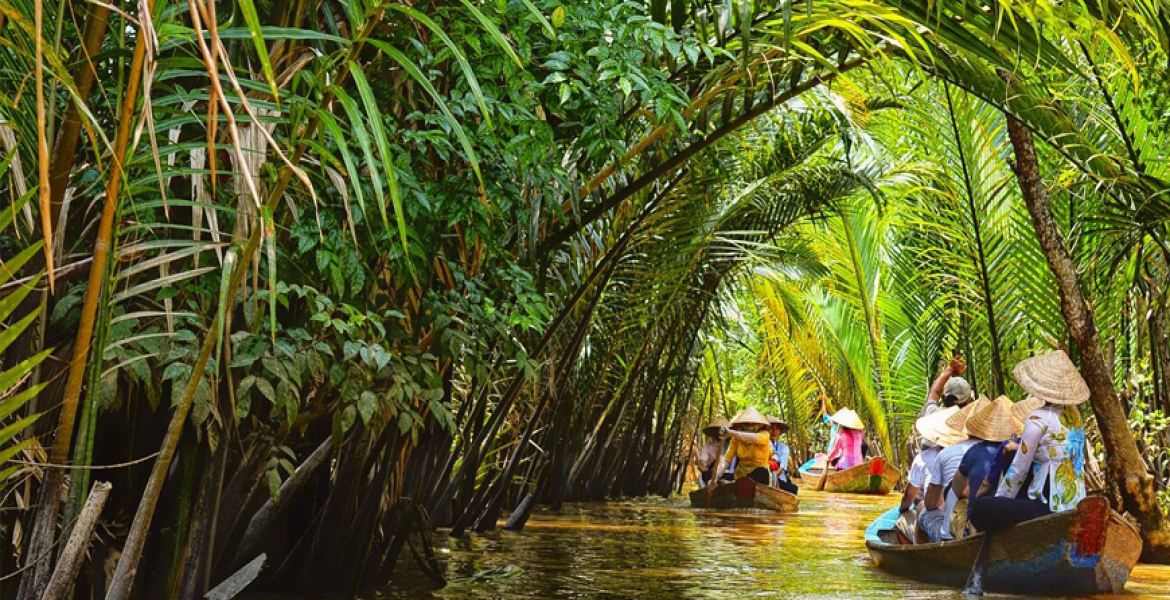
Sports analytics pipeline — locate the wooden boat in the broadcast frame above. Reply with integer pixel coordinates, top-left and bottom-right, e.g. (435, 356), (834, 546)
(688, 477), (798, 512)
(865, 496), (1142, 595)
(798, 457), (899, 494)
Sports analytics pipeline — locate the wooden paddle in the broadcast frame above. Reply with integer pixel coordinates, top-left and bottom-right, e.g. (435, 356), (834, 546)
(962, 533), (992, 596)
(816, 457), (830, 491)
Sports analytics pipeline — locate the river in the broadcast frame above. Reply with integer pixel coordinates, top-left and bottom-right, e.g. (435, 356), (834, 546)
(379, 489), (1170, 599)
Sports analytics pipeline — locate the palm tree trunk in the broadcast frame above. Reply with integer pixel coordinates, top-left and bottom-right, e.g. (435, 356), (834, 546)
(1002, 98), (1170, 562)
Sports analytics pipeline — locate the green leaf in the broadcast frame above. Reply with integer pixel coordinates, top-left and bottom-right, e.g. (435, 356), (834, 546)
(237, 0), (280, 103)
(346, 62), (409, 257)
(204, 26), (348, 44)
(215, 249), (238, 370)
(366, 42), (483, 188)
(0, 187), (33, 232)
(384, 4), (493, 127)
(0, 310), (40, 356)
(456, 0), (523, 67)
(0, 273), (39, 323)
(238, 375), (257, 399)
(263, 205), (278, 344)
(317, 109), (367, 217)
(266, 469), (282, 503)
(255, 378), (276, 404)
(0, 241), (44, 287)
(235, 388), (252, 420)
(520, 0), (556, 38)
(357, 390), (377, 424)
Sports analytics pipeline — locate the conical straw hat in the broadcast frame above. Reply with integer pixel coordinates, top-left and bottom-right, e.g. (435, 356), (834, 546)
(915, 406), (964, 447)
(731, 406), (769, 428)
(766, 414), (789, 433)
(702, 417), (730, 436)
(1010, 397), (1044, 435)
(830, 407), (865, 430)
(945, 396), (990, 433)
(965, 396), (1017, 442)
(1013, 350), (1090, 405)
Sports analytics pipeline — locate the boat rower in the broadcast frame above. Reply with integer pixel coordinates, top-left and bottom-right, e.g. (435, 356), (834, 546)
(824, 408), (865, 470)
(709, 407), (772, 487)
(695, 417), (728, 487)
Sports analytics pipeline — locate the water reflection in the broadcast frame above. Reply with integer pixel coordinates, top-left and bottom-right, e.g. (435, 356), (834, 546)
(377, 490), (1170, 599)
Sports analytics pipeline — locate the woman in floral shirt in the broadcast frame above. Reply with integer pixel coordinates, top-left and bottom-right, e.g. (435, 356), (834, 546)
(970, 350), (1090, 532)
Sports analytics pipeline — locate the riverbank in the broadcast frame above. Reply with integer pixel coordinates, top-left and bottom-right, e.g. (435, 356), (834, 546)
(379, 490), (1170, 599)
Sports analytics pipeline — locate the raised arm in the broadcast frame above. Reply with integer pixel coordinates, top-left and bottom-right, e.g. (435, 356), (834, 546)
(924, 356), (966, 414)
(725, 429), (768, 444)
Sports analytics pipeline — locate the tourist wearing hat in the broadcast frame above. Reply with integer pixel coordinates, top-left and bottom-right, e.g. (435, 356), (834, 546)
(900, 407), (963, 514)
(766, 415), (798, 494)
(709, 407), (773, 487)
(695, 417), (728, 486)
(918, 397), (989, 543)
(970, 350), (1090, 532)
(894, 406), (963, 543)
(920, 355), (974, 419)
(949, 396), (1020, 538)
(824, 408), (866, 471)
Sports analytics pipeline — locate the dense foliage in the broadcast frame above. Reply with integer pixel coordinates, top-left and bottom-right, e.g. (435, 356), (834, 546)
(0, 0), (1168, 596)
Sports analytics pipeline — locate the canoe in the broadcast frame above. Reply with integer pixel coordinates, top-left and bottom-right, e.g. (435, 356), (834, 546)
(688, 477), (799, 512)
(798, 458), (899, 494)
(865, 496), (1142, 595)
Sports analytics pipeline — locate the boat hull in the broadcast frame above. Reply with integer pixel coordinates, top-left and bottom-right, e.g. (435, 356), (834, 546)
(799, 458), (899, 494)
(865, 496), (1142, 595)
(688, 477), (799, 512)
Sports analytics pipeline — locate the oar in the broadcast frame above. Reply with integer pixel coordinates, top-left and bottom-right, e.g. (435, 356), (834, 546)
(816, 458), (830, 491)
(962, 533), (992, 596)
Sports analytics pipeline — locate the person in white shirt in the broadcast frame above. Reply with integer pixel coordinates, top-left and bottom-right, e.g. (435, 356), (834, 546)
(919, 398), (989, 542)
(895, 406), (964, 543)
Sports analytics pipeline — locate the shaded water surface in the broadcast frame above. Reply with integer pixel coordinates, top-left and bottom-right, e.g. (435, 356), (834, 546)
(379, 489), (1170, 599)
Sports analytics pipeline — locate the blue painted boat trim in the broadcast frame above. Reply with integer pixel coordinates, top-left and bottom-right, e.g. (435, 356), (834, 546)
(866, 506), (900, 544)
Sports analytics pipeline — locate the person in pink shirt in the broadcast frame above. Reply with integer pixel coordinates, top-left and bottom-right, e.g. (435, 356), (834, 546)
(825, 408), (866, 470)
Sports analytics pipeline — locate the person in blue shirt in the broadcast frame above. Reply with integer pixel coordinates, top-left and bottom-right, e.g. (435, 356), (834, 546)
(767, 415), (798, 494)
(949, 396), (1028, 539)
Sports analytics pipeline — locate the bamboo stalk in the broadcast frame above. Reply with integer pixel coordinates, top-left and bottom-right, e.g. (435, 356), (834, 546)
(20, 2), (156, 596)
(33, 0), (55, 292)
(105, 7), (389, 597)
(47, 4), (111, 232)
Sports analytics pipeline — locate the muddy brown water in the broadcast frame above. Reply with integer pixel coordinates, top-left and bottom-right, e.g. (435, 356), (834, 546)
(377, 489), (1169, 599)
